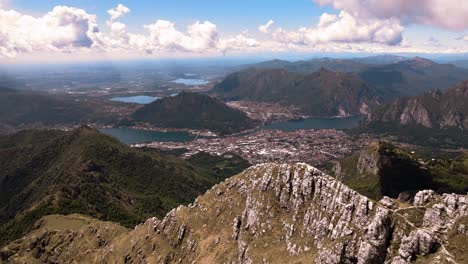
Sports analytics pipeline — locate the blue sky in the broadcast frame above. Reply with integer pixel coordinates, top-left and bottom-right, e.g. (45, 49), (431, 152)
(1, 0), (468, 62)
(11, 0), (334, 32)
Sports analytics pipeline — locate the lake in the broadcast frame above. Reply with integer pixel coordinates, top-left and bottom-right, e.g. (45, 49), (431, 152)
(101, 116), (362, 144)
(262, 116), (363, 131)
(110, 95), (159, 104)
(99, 128), (195, 144)
(171, 78), (209, 86)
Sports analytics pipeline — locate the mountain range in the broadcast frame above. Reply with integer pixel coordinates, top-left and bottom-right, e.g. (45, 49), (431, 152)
(213, 57), (468, 117)
(358, 57), (468, 97)
(360, 81), (468, 147)
(2, 162), (467, 263)
(212, 68), (380, 117)
(367, 81), (468, 130)
(130, 91), (258, 134)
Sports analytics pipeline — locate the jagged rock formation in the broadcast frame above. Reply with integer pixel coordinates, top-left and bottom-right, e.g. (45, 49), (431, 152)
(1, 163), (467, 263)
(367, 81), (468, 131)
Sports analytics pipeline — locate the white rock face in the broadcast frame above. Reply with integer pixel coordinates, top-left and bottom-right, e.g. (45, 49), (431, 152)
(2, 163), (467, 264)
(413, 190), (437, 206)
(154, 163), (466, 263)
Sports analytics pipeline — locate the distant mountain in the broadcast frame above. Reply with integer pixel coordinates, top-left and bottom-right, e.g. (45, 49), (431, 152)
(3, 163), (467, 263)
(0, 89), (96, 126)
(333, 141), (467, 200)
(358, 57), (468, 97)
(246, 57), (368, 73)
(212, 68), (381, 117)
(352, 54), (408, 65)
(368, 81), (468, 130)
(0, 127), (248, 246)
(359, 81), (468, 147)
(449, 59), (468, 69)
(131, 91), (257, 134)
(242, 56), (468, 99)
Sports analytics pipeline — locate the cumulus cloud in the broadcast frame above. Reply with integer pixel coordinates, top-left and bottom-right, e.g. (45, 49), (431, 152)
(143, 20), (219, 53)
(0, 6), (99, 57)
(315, 0), (468, 30)
(107, 4), (130, 22)
(219, 33), (260, 54)
(258, 20), (275, 33)
(0, 4), (263, 58)
(1, 2), (466, 59)
(272, 11), (403, 46)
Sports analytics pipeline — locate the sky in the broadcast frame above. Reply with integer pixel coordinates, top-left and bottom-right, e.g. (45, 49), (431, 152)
(1, 0), (468, 63)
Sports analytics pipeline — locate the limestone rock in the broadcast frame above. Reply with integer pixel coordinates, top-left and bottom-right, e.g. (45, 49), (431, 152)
(2, 163), (467, 264)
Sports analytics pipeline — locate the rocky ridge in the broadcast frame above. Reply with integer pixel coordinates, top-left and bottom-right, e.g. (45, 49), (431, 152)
(1, 163), (467, 263)
(367, 81), (468, 130)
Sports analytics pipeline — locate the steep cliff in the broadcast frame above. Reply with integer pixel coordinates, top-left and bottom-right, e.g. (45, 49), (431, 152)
(2, 163), (467, 263)
(334, 141), (467, 200)
(367, 81), (468, 130)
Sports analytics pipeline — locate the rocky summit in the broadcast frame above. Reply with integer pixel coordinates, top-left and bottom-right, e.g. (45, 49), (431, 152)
(1, 163), (467, 263)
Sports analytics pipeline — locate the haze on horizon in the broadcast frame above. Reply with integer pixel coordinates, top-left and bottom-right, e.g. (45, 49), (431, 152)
(0, 0), (468, 64)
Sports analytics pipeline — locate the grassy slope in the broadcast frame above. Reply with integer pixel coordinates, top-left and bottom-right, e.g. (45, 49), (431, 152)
(0, 127), (245, 246)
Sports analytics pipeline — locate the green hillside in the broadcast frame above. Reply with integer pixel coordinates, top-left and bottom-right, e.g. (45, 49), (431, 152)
(358, 57), (468, 97)
(0, 89), (96, 126)
(131, 91), (257, 134)
(0, 127), (246, 246)
(212, 68), (380, 116)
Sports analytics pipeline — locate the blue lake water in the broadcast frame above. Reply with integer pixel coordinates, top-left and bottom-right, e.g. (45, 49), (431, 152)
(99, 128), (195, 144)
(101, 116), (362, 144)
(171, 78), (209, 86)
(110, 95), (159, 104)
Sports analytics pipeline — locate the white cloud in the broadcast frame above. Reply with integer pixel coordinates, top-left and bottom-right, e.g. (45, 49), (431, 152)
(1, 3), (467, 60)
(0, 4), (263, 58)
(258, 20), (275, 33)
(107, 4), (130, 22)
(315, 0), (468, 30)
(272, 11), (403, 46)
(143, 20), (219, 53)
(219, 33), (260, 54)
(0, 6), (99, 58)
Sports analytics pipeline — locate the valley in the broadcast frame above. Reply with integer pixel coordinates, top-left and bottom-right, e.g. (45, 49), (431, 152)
(0, 54), (467, 264)
(134, 129), (370, 166)
(2, 0), (468, 262)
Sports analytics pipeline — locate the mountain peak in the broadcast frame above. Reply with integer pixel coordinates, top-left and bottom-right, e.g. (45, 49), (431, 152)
(3, 162), (467, 263)
(131, 91), (256, 134)
(408, 56), (435, 66)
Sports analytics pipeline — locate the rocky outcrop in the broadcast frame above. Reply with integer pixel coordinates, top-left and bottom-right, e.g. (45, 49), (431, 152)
(368, 81), (468, 130)
(2, 163), (467, 263)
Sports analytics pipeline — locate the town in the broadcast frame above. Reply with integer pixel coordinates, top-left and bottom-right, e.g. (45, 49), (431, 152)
(133, 129), (372, 165)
